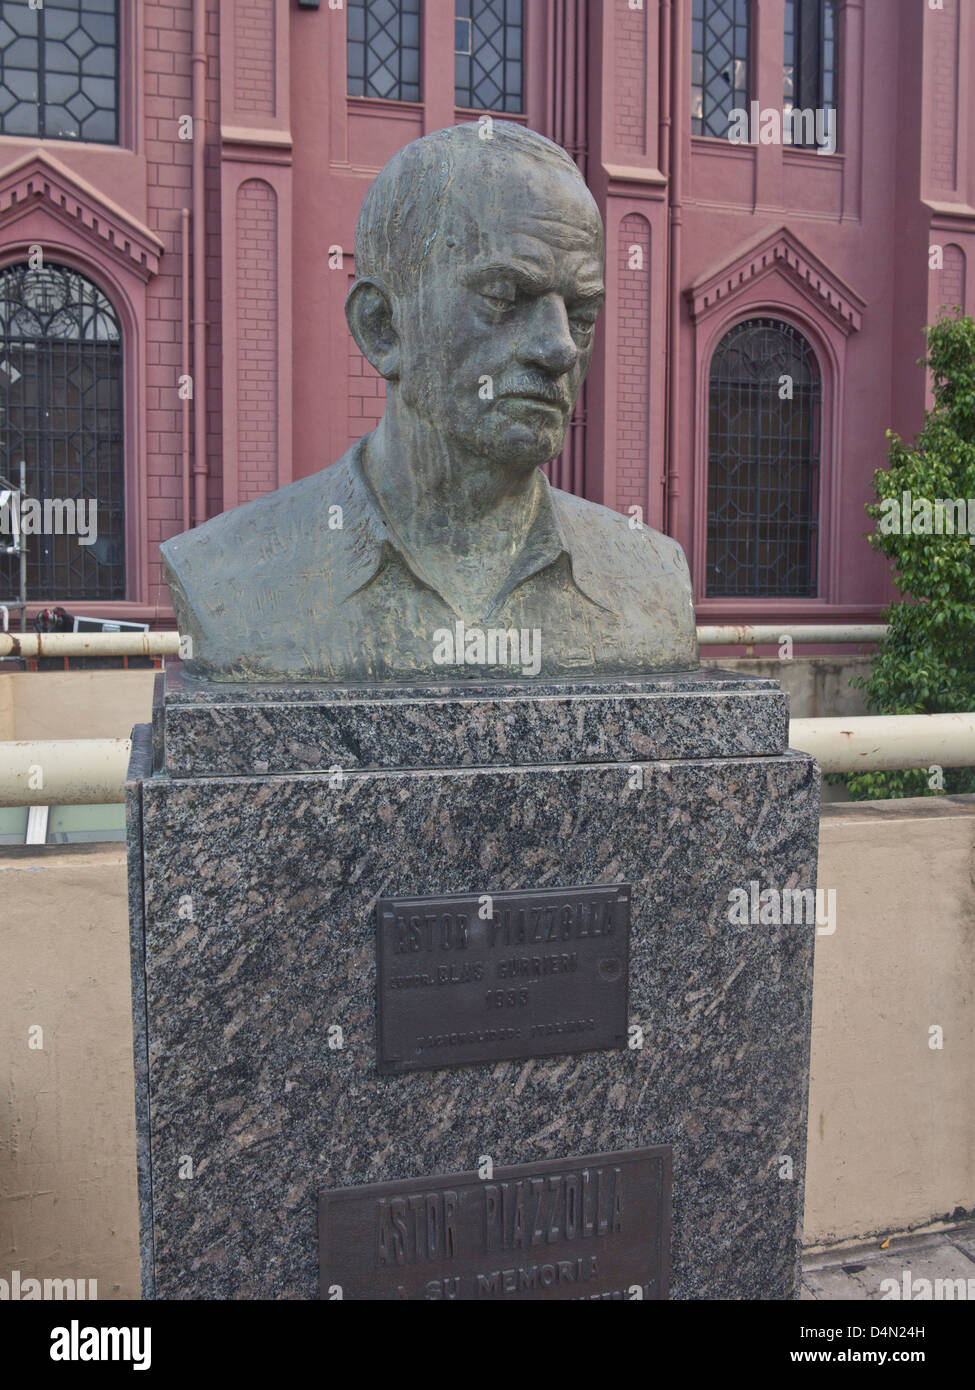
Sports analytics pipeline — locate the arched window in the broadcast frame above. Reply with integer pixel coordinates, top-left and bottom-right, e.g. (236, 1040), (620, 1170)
(0, 262), (124, 602)
(706, 318), (821, 597)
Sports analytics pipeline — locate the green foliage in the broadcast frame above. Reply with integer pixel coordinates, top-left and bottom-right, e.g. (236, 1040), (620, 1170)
(843, 311), (975, 800)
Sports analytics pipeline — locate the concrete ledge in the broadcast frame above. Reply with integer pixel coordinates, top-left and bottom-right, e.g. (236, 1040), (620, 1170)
(820, 793), (975, 821)
(0, 847), (141, 1299)
(805, 795), (975, 1246)
(3, 790), (972, 1292)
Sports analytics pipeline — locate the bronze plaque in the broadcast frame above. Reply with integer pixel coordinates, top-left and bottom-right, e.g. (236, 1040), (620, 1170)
(376, 883), (631, 1073)
(319, 1147), (671, 1300)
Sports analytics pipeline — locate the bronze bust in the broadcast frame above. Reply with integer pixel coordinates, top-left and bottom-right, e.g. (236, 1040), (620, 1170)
(162, 122), (699, 682)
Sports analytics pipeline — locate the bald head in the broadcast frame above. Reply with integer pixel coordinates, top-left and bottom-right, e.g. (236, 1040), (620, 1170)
(346, 121), (605, 473)
(353, 121), (594, 297)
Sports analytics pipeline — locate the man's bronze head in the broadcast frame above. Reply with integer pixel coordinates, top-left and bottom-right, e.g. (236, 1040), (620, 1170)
(345, 122), (605, 473)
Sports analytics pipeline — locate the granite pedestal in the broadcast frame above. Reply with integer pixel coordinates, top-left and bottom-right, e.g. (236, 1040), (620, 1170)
(126, 667), (820, 1299)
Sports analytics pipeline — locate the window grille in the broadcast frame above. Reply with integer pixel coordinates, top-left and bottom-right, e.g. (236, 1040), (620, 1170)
(706, 318), (821, 597)
(0, 264), (125, 602)
(691, 0), (749, 139)
(0, 0), (119, 143)
(347, 0), (421, 102)
(784, 0), (838, 149)
(455, 0), (523, 114)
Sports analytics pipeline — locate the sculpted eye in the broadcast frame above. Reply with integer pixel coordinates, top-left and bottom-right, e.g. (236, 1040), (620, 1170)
(568, 305), (600, 330)
(481, 293), (515, 312)
(479, 281), (516, 311)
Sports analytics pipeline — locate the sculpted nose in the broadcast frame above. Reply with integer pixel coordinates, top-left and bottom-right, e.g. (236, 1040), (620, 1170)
(520, 294), (578, 376)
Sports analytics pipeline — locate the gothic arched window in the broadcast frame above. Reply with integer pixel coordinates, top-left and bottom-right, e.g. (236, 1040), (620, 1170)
(0, 262), (124, 602)
(706, 318), (821, 597)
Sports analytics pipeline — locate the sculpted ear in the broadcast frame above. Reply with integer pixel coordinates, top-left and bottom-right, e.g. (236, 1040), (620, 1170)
(345, 277), (401, 380)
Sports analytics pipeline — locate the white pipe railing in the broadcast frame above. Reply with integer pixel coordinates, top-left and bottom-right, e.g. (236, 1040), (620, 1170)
(1, 714), (974, 804)
(0, 631), (181, 659)
(0, 626), (885, 661)
(4, 627), (971, 800)
(698, 624), (887, 646)
(0, 738), (132, 805)
(789, 713), (975, 774)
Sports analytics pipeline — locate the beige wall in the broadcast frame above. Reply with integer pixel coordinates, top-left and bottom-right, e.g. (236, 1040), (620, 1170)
(805, 796), (975, 1247)
(1, 795), (972, 1295)
(0, 670), (156, 741)
(0, 676), (11, 742)
(0, 661), (867, 741)
(0, 846), (140, 1299)
(702, 655), (872, 719)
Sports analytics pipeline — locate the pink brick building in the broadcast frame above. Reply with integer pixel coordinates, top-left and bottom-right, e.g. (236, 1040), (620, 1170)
(0, 0), (973, 636)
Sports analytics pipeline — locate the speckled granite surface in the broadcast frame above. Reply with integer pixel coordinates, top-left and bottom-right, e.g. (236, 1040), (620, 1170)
(125, 725), (155, 1299)
(163, 665), (780, 702)
(128, 676), (820, 1300)
(158, 666), (788, 778)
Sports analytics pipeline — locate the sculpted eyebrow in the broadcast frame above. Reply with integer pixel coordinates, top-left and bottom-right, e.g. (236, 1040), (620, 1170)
(465, 262), (552, 291)
(466, 265), (605, 307)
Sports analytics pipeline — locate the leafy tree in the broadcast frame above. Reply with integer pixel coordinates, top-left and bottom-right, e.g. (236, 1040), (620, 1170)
(844, 311), (975, 800)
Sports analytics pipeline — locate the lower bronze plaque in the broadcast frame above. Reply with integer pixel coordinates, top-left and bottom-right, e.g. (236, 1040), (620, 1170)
(319, 1147), (671, 1300)
(376, 883), (630, 1073)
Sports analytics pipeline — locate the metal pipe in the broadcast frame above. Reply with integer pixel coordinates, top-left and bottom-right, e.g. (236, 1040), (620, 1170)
(181, 205), (192, 533)
(698, 624), (888, 646)
(572, 0), (587, 498)
(0, 631), (180, 659)
(659, 0), (672, 179)
(0, 738), (131, 805)
(0, 626), (882, 657)
(19, 460), (26, 631)
(790, 713), (975, 773)
(191, 0), (208, 526)
(665, 0), (685, 539)
(4, 713), (975, 805)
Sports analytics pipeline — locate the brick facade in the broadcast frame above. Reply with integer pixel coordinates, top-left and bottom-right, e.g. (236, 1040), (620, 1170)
(141, 0), (222, 609)
(614, 1), (649, 155)
(0, 0), (973, 630)
(615, 213), (652, 521)
(235, 179), (279, 504)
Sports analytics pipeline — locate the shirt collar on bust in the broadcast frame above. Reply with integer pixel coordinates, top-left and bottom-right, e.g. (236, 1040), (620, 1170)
(329, 433), (619, 616)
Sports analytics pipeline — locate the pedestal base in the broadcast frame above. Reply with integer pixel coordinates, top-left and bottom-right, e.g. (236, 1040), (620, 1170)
(127, 671), (819, 1299)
